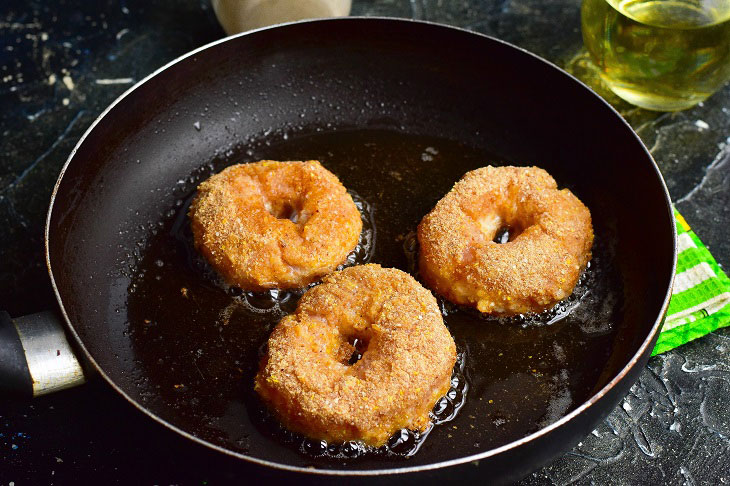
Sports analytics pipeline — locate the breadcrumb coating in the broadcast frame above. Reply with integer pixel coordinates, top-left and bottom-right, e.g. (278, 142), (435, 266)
(189, 160), (361, 290)
(255, 264), (456, 446)
(418, 165), (593, 315)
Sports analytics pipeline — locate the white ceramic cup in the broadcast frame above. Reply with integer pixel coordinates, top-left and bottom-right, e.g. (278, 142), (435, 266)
(212, 0), (352, 35)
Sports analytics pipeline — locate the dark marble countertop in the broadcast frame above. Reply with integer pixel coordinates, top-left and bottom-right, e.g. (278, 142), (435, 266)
(1, 0), (728, 484)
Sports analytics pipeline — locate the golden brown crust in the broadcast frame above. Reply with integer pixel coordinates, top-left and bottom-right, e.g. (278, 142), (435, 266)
(188, 160), (362, 290)
(254, 264), (456, 446)
(418, 166), (593, 315)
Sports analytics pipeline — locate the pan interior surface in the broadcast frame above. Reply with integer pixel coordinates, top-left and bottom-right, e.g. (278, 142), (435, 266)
(47, 19), (675, 473)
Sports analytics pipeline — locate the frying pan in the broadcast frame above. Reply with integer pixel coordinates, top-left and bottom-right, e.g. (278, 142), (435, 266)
(0, 18), (675, 484)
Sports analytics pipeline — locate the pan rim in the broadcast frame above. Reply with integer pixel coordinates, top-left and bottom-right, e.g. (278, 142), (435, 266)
(45, 16), (677, 476)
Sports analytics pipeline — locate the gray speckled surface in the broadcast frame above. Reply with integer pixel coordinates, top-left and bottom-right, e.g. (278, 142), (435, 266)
(1, 0), (729, 483)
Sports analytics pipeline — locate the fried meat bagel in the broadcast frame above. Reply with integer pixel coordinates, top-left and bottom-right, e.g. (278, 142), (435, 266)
(254, 264), (457, 446)
(189, 160), (362, 290)
(418, 165), (593, 316)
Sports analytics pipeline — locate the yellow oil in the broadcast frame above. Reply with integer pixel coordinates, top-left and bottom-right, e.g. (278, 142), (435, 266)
(582, 0), (730, 110)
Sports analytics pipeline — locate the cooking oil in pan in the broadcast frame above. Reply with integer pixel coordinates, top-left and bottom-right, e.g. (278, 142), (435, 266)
(125, 129), (622, 467)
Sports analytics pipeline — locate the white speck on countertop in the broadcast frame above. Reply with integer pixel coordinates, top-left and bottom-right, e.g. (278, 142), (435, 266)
(62, 74), (74, 91)
(95, 78), (133, 85)
(695, 120), (710, 130)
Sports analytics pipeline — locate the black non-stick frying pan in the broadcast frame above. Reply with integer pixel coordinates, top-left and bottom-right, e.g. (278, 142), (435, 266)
(0, 18), (675, 484)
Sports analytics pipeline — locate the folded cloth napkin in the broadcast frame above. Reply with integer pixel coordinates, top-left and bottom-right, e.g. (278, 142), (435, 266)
(652, 209), (730, 355)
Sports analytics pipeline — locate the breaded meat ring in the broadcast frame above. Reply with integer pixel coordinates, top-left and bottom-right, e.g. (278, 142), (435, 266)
(418, 165), (593, 316)
(255, 264), (457, 446)
(189, 160), (362, 290)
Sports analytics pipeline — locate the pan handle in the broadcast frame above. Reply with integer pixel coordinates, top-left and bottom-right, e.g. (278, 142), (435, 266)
(0, 311), (86, 397)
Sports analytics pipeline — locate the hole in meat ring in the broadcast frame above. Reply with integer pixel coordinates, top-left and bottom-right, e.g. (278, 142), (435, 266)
(344, 335), (369, 366)
(270, 200), (301, 223)
(493, 226), (511, 244)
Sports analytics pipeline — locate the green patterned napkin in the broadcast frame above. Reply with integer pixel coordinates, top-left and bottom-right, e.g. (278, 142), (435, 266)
(652, 209), (730, 355)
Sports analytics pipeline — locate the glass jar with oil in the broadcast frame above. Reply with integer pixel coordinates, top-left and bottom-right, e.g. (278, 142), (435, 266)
(582, 0), (730, 111)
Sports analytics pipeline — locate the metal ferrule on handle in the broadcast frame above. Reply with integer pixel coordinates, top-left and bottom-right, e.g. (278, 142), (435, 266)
(0, 311), (85, 397)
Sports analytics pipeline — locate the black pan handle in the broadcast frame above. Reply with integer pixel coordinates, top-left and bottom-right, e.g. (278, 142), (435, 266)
(0, 311), (86, 397)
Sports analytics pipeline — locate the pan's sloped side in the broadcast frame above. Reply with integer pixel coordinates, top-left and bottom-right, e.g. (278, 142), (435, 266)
(47, 18), (675, 479)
